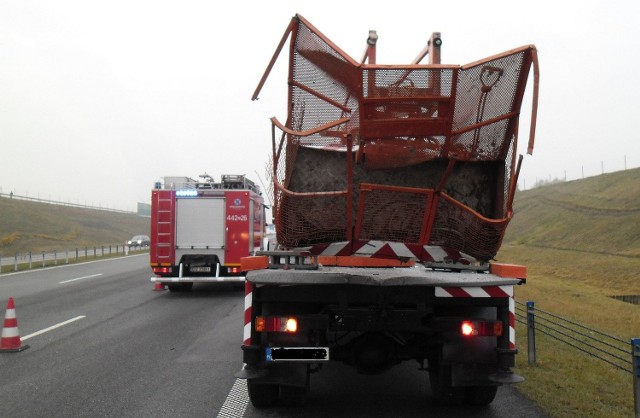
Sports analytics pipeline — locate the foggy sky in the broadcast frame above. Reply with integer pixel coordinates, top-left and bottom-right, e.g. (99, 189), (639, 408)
(1, 0), (638, 211)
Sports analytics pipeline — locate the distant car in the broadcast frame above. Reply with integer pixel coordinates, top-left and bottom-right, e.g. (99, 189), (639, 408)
(127, 235), (150, 247)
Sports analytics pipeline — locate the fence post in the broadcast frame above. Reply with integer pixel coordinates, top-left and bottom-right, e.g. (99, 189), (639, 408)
(66, 249), (69, 264)
(29, 252), (32, 269)
(633, 338), (640, 418)
(527, 301), (537, 364)
(54, 250), (57, 265)
(42, 251), (45, 268)
(14, 254), (17, 272)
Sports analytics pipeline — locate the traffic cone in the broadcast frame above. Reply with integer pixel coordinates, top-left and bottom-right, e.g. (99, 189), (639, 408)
(1, 298), (29, 352)
(153, 281), (166, 291)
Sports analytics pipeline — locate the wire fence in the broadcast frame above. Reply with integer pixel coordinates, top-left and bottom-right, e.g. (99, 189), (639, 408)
(515, 301), (640, 415)
(518, 155), (639, 191)
(514, 300), (631, 373)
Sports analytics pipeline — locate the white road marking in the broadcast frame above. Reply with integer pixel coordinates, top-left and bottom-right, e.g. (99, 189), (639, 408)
(217, 378), (248, 417)
(59, 273), (103, 284)
(22, 316), (86, 341)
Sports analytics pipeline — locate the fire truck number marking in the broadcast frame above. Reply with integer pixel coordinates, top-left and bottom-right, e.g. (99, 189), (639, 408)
(227, 215), (248, 222)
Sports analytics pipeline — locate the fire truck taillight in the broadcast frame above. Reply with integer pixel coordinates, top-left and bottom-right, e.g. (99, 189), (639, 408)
(460, 320), (503, 337)
(255, 316), (298, 333)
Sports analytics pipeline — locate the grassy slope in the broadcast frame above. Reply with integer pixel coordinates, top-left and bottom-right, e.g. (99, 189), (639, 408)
(0, 197), (150, 254)
(499, 167), (640, 418)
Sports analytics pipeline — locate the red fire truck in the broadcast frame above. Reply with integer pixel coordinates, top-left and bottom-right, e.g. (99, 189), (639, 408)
(149, 174), (266, 291)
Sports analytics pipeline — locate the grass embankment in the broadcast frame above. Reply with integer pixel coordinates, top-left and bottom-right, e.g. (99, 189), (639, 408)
(499, 167), (640, 418)
(0, 197), (149, 255)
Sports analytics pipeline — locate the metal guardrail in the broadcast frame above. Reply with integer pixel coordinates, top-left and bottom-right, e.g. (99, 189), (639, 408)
(0, 245), (147, 273)
(515, 301), (639, 416)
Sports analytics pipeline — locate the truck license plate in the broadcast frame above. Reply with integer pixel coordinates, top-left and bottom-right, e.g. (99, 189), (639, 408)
(190, 266), (211, 273)
(266, 347), (329, 362)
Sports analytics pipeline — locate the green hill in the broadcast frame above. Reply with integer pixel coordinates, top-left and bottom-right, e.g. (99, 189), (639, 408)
(498, 167), (640, 418)
(504, 167), (640, 257)
(0, 197), (149, 255)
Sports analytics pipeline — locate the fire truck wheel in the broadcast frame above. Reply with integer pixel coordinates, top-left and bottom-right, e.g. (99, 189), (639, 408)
(167, 283), (194, 292)
(247, 381), (279, 408)
(465, 385), (498, 405)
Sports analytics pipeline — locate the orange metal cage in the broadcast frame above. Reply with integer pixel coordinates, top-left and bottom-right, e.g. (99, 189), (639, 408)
(255, 15), (539, 262)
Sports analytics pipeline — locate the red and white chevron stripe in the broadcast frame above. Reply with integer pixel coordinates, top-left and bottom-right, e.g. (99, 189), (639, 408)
(435, 285), (513, 298)
(508, 296), (516, 349)
(310, 241), (480, 266)
(436, 285), (516, 349)
(243, 281), (253, 345)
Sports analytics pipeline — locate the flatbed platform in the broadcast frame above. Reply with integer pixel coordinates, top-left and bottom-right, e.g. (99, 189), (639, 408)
(247, 264), (522, 287)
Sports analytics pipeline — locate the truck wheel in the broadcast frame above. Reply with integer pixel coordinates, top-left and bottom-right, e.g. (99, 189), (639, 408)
(167, 283), (193, 292)
(429, 365), (464, 405)
(247, 381), (278, 408)
(280, 384), (309, 406)
(465, 385), (498, 406)
(280, 368), (310, 407)
(167, 284), (181, 292)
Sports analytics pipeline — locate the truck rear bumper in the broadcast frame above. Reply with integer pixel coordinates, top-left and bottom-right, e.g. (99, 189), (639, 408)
(150, 276), (245, 283)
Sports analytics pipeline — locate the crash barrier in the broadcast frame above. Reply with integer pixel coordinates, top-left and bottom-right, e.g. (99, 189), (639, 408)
(515, 301), (639, 416)
(0, 245), (148, 273)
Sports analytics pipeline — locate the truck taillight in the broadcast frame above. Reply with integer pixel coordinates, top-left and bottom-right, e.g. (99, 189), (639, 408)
(255, 316), (298, 333)
(461, 320), (503, 337)
(152, 267), (172, 274)
(228, 266), (241, 274)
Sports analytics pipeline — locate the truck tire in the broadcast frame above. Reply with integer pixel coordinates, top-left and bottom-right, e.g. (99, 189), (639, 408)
(280, 367), (310, 407)
(280, 384), (309, 406)
(465, 385), (498, 405)
(429, 364), (464, 405)
(247, 381), (278, 408)
(167, 283), (193, 292)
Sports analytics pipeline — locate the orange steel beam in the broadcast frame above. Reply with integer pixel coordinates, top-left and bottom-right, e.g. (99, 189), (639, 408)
(289, 81), (353, 114)
(270, 116), (350, 137)
(252, 18), (296, 101)
(412, 32), (442, 65)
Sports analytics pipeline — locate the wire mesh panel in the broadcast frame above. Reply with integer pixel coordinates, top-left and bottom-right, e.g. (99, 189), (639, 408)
(449, 51), (529, 162)
(263, 15), (538, 261)
(356, 185), (434, 244)
(430, 194), (510, 261)
(276, 188), (349, 248)
(291, 21), (360, 148)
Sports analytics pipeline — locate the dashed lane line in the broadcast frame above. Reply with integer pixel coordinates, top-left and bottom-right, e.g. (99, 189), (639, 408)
(21, 316), (86, 341)
(59, 273), (103, 284)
